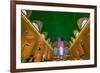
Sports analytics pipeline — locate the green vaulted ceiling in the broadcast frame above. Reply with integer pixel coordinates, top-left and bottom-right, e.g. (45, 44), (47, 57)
(29, 10), (90, 43)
